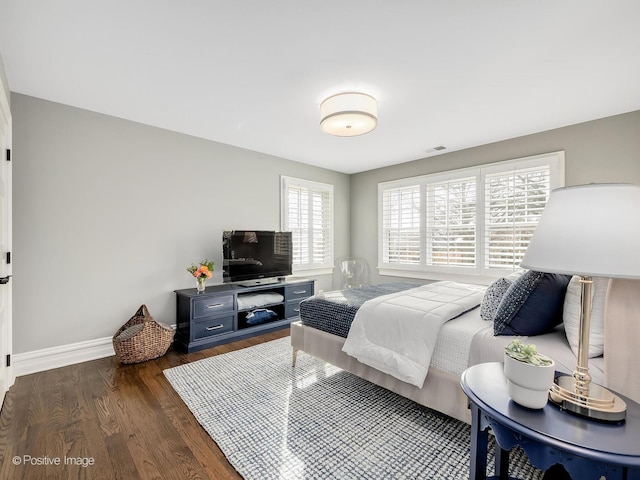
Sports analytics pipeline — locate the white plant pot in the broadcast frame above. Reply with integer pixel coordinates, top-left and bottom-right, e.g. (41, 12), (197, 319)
(503, 352), (555, 409)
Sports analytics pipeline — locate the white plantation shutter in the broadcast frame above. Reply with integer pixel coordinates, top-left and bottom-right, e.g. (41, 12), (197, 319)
(484, 166), (551, 269)
(310, 189), (332, 265)
(382, 185), (421, 264)
(378, 151), (564, 280)
(426, 177), (476, 267)
(287, 186), (309, 264)
(281, 176), (333, 271)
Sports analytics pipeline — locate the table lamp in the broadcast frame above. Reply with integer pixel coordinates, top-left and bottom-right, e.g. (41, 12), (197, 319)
(520, 183), (640, 422)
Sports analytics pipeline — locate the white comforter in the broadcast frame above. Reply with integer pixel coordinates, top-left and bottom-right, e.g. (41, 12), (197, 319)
(342, 281), (485, 387)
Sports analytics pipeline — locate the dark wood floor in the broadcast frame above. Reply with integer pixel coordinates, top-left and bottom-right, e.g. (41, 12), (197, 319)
(0, 328), (290, 480)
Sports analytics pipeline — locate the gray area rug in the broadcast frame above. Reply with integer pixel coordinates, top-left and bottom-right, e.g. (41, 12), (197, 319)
(164, 337), (543, 479)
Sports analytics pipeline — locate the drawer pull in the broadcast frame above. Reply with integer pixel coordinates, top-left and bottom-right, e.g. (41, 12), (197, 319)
(293, 290), (307, 295)
(206, 303), (225, 309)
(206, 324), (225, 331)
(294, 308), (300, 313)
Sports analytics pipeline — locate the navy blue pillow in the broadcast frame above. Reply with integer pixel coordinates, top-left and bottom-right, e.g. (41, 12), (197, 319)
(494, 270), (571, 336)
(245, 308), (278, 326)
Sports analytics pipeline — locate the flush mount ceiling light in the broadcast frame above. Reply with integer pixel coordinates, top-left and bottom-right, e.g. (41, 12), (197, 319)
(320, 92), (377, 137)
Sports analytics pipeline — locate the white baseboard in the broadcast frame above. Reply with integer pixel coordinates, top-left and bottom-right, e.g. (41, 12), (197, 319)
(13, 336), (116, 377)
(13, 324), (177, 377)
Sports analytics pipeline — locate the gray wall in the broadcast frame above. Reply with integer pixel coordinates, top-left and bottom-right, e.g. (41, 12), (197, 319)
(351, 110), (640, 284)
(11, 92), (640, 355)
(12, 94), (350, 354)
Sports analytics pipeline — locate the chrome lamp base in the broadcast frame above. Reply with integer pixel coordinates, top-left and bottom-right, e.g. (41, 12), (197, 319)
(549, 373), (627, 423)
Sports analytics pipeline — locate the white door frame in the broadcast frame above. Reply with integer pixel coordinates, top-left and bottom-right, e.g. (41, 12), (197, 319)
(0, 74), (13, 403)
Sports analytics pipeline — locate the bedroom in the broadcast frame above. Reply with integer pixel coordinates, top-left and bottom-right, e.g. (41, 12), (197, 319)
(1, 2), (640, 479)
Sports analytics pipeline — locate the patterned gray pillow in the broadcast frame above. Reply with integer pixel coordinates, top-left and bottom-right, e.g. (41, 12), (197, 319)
(480, 277), (512, 322)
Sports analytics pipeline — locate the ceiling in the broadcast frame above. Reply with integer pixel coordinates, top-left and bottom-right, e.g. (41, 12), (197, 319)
(1, 1), (639, 174)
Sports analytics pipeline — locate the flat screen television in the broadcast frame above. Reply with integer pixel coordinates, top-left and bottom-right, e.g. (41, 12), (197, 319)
(222, 230), (293, 284)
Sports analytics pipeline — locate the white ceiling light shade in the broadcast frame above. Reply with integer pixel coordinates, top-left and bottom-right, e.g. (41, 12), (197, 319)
(320, 92), (377, 137)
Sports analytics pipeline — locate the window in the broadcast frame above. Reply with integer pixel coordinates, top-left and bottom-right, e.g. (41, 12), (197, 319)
(281, 176), (334, 274)
(484, 165), (550, 269)
(378, 152), (564, 282)
(381, 184), (421, 265)
(426, 176), (476, 268)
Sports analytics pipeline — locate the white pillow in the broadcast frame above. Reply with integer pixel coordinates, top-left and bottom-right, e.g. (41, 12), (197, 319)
(563, 276), (608, 358)
(237, 292), (284, 310)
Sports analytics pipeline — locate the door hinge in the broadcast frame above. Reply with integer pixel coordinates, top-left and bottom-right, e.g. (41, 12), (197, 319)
(5, 149), (9, 162)
(5, 251), (10, 265)
(5, 354), (9, 367)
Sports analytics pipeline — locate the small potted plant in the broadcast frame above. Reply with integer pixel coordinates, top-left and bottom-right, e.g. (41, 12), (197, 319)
(504, 339), (555, 409)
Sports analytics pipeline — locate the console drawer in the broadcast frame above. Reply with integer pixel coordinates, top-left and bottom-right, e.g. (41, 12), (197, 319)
(285, 284), (313, 302)
(193, 314), (234, 340)
(285, 300), (304, 319)
(193, 294), (234, 319)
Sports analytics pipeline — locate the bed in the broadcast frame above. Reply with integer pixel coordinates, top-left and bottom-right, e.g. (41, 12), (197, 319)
(291, 276), (639, 424)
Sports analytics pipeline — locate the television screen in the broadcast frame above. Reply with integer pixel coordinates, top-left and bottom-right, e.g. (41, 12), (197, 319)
(222, 230), (292, 283)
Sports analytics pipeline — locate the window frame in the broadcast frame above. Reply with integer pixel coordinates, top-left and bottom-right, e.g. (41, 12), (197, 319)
(378, 151), (565, 284)
(281, 175), (335, 276)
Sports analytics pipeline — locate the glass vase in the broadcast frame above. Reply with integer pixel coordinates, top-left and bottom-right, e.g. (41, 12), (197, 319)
(196, 276), (206, 293)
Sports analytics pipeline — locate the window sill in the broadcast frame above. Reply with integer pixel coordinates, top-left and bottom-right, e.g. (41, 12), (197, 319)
(292, 266), (335, 277)
(377, 267), (504, 286)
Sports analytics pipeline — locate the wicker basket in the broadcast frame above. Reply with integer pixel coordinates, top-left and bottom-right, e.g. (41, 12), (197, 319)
(113, 305), (174, 364)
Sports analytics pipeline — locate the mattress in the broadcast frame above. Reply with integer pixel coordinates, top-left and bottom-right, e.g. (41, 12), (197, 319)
(469, 323), (604, 385)
(431, 307), (486, 374)
(299, 281), (598, 382)
(299, 282), (418, 338)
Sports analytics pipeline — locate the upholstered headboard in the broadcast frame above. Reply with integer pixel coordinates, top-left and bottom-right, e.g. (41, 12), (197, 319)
(604, 278), (640, 403)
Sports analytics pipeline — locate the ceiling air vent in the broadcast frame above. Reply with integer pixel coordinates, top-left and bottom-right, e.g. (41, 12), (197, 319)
(425, 145), (447, 154)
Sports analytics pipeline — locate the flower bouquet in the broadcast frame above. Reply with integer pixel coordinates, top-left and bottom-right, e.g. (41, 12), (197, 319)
(187, 259), (214, 292)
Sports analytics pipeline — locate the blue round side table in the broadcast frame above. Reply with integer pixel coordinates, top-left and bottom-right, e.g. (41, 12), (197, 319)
(460, 362), (640, 480)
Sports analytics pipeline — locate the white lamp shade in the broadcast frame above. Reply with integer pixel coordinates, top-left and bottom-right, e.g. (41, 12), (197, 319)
(320, 92), (377, 137)
(520, 183), (640, 279)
